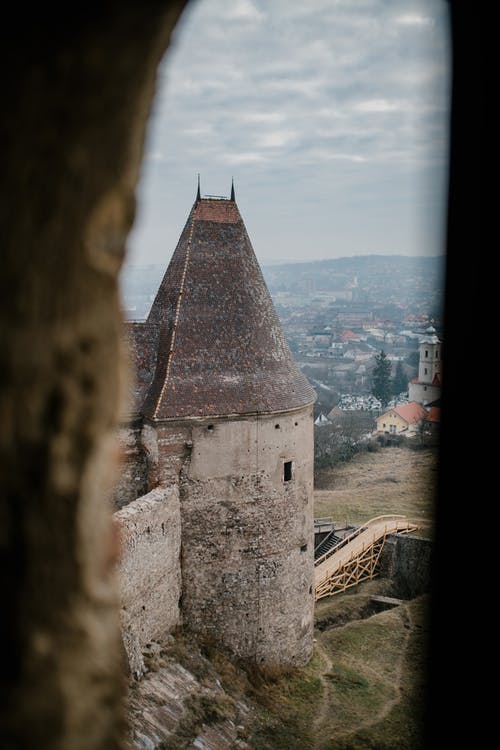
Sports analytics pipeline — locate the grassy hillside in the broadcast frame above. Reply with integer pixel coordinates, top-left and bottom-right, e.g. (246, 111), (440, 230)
(313, 586), (429, 750)
(314, 446), (438, 537)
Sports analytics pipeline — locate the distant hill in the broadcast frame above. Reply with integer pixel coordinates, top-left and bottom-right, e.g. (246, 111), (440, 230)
(120, 254), (445, 319)
(262, 254), (445, 293)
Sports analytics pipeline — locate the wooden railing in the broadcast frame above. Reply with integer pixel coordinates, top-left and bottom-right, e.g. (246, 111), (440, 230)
(314, 515), (418, 601)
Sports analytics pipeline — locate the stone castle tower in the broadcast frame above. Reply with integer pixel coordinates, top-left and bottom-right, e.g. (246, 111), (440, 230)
(408, 325), (442, 405)
(115, 182), (316, 667)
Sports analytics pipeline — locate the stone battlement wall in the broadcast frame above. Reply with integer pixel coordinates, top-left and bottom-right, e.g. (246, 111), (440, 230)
(114, 485), (182, 676)
(379, 533), (432, 599)
(113, 424), (149, 509)
(113, 406), (315, 671)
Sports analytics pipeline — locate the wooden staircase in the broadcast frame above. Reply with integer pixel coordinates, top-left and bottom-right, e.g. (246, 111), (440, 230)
(314, 515), (418, 601)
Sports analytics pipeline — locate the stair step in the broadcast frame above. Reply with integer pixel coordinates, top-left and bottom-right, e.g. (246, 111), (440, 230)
(314, 533), (342, 559)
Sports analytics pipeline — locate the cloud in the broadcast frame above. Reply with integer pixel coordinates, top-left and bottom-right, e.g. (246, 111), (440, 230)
(307, 149), (367, 164)
(255, 130), (297, 149)
(395, 13), (432, 27)
(222, 151), (267, 165)
(145, 150), (166, 162)
(245, 112), (286, 125)
(353, 98), (402, 113)
(130, 0), (451, 264)
(226, 0), (264, 22)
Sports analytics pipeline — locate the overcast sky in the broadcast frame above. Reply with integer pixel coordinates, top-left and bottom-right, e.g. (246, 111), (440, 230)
(125, 0), (451, 269)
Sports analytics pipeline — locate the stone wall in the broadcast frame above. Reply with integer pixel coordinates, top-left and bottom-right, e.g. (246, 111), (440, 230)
(179, 406), (315, 667)
(113, 424), (149, 509)
(112, 421), (191, 509)
(147, 422), (192, 485)
(115, 486), (182, 676)
(112, 406), (314, 670)
(379, 533), (432, 599)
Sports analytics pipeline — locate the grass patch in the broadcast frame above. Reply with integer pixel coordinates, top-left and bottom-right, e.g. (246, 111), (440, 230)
(315, 579), (393, 630)
(325, 664), (369, 690)
(246, 656), (323, 750)
(314, 446), (437, 534)
(314, 595), (430, 750)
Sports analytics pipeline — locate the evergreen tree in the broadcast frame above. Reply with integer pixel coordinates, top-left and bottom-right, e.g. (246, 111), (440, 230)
(371, 350), (392, 406)
(392, 361), (408, 396)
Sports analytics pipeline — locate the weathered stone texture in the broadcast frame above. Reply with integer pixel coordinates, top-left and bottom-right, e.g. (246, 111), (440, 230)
(113, 424), (149, 508)
(128, 648), (253, 750)
(180, 407), (315, 666)
(155, 424), (192, 483)
(380, 534), (432, 599)
(115, 486), (181, 677)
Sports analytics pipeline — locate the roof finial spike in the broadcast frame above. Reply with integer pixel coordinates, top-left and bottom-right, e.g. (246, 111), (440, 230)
(230, 177), (235, 202)
(196, 173), (201, 202)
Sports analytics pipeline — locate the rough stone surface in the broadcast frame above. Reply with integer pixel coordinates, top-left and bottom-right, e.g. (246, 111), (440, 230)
(114, 423), (149, 508)
(115, 487), (182, 676)
(380, 534), (433, 599)
(180, 407), (315, 666)
(114, 405), (315, 668)
(127, 649), (253, 750)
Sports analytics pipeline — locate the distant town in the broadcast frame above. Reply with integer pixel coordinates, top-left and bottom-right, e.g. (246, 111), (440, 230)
(121, 253), (444, 427)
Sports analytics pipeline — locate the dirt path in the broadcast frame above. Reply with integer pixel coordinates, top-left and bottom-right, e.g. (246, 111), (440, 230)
(312, 640), (334, 735)
(313, 603), (414, 748)
(310, 448), (432, 748)
(341, 604), (412, 739)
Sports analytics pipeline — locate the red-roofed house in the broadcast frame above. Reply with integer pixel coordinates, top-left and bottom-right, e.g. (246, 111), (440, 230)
(425, 406), (441, 424)
(376, 402), (428, 436)
(424, 405), (441, 436)
(341, 329), (359, 342)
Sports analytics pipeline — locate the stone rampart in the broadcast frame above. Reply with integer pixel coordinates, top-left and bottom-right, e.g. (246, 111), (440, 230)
(114, 486), (181, 675)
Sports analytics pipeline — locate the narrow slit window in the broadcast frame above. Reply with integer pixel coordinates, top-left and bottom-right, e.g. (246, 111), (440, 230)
(284, 461), (292, 482)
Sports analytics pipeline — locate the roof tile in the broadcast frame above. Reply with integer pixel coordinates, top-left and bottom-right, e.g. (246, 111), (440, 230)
(128, 198), (315, 420)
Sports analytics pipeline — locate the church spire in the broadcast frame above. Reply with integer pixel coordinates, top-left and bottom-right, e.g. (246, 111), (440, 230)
(196, 173), (201, 202)
(230, 177), (235, 201)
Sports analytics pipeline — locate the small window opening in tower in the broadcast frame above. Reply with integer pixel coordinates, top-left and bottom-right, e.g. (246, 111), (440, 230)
(207, 424), (214, 432)
(284, 461), (292, 482)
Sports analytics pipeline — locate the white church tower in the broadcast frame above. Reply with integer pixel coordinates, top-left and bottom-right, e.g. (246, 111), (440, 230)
(408, 326), (442, 405)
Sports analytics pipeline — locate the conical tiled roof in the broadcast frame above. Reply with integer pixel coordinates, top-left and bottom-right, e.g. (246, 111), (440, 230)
(130, 193), (315, 420)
